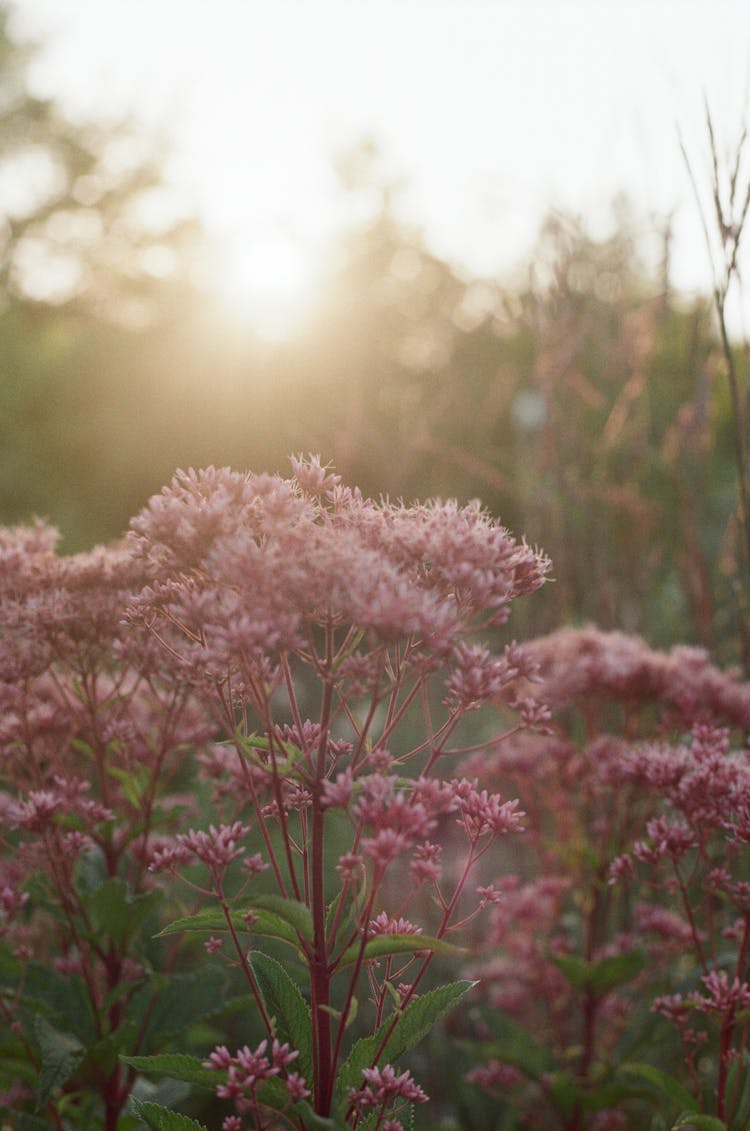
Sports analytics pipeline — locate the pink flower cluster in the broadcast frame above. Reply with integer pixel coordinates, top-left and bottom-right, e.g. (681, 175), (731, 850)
(464, 626), (750, 1127)
(203, 1039), (309, 1126)
(128, 458), (549, 681)
(124, 456), (547, 1120)
(348, 1063), (425, 1117)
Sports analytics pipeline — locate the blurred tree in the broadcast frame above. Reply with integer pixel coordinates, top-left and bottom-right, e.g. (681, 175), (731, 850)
(0, 21), (738, 663)
(0, 3), (201, 318)
(0, 0), (208, 548)
(269, 192), (733, 656)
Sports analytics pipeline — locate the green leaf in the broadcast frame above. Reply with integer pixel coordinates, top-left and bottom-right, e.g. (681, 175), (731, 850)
(108, 764), (152, 808)
(86, 877), (163, 948)
(727, 1051), (750, 1129)
(336, 932), (464, 969)
(72, 846), (108, 898)
(234, 732), (305, 775)
(130, 1098), (208, 1131)
(155, 898), (312, 948)
(546, 1071), (582, 1119)
(13, 1116), (55, 1131)
(34, 1015), (85, 1111)
(589, 951), (646, 994)
(671, 1115), (727, 1131)
(257, 1078), (345, 1130)
(459, 1014), (554, 1080)
(287, 1100), (345, 1131)
(249, 895), (313, 943)
(9, 962), (98, 1045)
(618, 1063), (697, 1113)
(250, 951), (313, 1084)
(135, 967), (229, 1048)
(121, 1053), (220, 1089)
(550, 950), (645, 995)
(337, 980), (474, 1102)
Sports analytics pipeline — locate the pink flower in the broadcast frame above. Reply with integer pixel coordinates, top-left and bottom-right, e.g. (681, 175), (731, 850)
(361, 828), (412, 868)
(368, 912), (423, 937)
(240, 852), (268, 878)
(203, 1045), (234, 1071)
(349, 1064), (428, 1109)
(633, 816), (697, 863)
(177, 822), (252, 870)
(696, 970), (750, 1014)
(285, 1071), (311, 1101)
(270, 1040), (299, 1069)
(290, 453), (341, 496)
(410, 841), (443, 884)
(453, 779), (525, 839)
(336, 852), (365, 883)
(321, 769), (355, 808)
(467, 1059), (524, 1090)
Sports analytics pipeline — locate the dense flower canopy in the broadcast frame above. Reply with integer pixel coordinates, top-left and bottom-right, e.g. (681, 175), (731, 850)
(127, 455), (551, 700)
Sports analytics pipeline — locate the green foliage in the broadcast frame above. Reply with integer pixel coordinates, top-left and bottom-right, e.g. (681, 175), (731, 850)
(84, 877), (164, 950)
(671, 1117), (728, 1131)
(617, 1063), (698, 1115)
(155, 899), (311, 949)
(336, 980), (474, 1104)
(130, 1099), (209, 1131)
(133, 967), (230, 1050)
(250, 951), (313, 1084)
(335, 932), (464, 969)
(33, 1016), (85, 1111)
(550, 950), (647, 995)
(121, 1054), (222, 1090)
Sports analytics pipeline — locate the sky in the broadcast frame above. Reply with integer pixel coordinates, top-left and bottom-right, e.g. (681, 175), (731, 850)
(14, 0), (750, 330)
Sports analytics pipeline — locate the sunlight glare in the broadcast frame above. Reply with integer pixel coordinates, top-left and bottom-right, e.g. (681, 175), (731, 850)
(214, 231), (321, 341)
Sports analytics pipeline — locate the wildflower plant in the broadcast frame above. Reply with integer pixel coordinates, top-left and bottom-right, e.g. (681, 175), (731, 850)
(462, 627), (750, 1131)
(119, 455), (550, 1131)
(0, 456), (549, 1130)
(0, 522), (219, 1129)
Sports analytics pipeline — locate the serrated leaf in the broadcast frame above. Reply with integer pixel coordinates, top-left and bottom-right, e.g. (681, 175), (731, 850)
(249, 895), (313, 942)
(11, 963), (97, 1045)
(337, 980), (474, 1101)
(121, 1053), (221, 1089)
(138, 967), (229, 1047)
(257, 1079), (344, 1131)
(155, 902), (308, 949)
(551, 951), (646, 995)
(34, 1015), (85, 1111)
(671, 1115), (727, 1130)
(336, 932), (464, 969)
(618, 1062), (697, 1113)
(130, 1098), (209, 1131)
(87, 877), (163, 948)
(250, 951), (313, 1084)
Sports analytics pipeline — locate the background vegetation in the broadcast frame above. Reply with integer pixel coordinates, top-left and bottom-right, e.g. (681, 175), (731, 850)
(0, 8), (744, 663)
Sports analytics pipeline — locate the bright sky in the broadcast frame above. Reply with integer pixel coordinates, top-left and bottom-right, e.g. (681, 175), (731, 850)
(15, 0), (750, 331)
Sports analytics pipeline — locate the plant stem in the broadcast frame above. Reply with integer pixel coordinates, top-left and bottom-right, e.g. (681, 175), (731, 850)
(310, 633), (335, 1115)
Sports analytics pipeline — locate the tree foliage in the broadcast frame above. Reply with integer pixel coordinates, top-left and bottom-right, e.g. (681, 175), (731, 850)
(0, 7), (742, 661)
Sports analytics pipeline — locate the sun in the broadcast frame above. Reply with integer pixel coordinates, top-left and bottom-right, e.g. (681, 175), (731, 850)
(212, 230), (322, 341)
